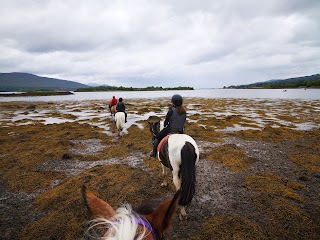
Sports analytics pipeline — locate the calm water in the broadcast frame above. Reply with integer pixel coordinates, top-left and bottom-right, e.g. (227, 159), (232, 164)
(0, 89), (319, 102)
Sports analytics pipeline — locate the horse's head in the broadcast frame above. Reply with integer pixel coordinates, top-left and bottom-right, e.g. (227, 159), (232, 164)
(148, 121), (160, 142)
(82, 186), (180, 239)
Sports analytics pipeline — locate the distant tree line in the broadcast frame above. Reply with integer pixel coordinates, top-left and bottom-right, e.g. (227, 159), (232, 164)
(76, 85), (194, 92)
(225, 74), (320, 89)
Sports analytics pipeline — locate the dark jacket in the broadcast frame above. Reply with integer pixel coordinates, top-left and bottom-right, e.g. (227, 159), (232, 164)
(164, 107), (186, 133)
(116, 102), (126, 112)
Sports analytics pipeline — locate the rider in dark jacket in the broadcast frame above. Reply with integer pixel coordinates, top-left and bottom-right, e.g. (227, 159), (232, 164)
(116, 97), (127, 123)
(149, 94), (186, 158)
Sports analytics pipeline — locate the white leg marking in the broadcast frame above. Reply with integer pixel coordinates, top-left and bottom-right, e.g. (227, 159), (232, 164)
(172, 169), (181, 191)
(161, 164), (168, 187)
(179, 207), (187, 220)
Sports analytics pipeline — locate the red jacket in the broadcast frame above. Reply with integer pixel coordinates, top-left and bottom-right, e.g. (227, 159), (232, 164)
(110, 97), (118, 106)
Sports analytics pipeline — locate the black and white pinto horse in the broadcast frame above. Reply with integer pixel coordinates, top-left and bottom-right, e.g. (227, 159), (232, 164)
(148, 120), (199, 220)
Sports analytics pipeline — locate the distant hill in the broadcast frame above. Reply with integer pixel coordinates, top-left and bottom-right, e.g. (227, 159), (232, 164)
(0, 72), (89, 91)
(226, 74), (320, 89)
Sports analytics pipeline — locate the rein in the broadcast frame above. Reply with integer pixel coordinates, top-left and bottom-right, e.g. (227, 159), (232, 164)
(151, 125), (158, 137)
(151, 129), (157, 138)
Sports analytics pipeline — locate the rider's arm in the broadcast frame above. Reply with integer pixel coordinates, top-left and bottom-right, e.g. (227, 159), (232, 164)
(164, 109), (173, 127)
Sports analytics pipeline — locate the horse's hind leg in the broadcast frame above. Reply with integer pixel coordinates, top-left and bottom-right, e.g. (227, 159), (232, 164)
(172, 170), (187, 220)
(160, 164), (168, 187)
(179, 206), (187, 220)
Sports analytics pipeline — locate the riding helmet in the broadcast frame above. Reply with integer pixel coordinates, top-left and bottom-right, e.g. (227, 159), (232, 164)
(119, 98), (123, 102)
(171, 94), (183, 106)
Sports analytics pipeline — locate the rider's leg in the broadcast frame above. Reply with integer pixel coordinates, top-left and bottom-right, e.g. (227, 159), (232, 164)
(150, 128), (168, 158)
(125, 112), (127, 123)
(150, 138), (159, 158)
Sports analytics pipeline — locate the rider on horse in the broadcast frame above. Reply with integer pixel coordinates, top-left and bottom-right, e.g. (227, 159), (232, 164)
(149, 94), (186, 158)
(109, 96), (118, 109)
(116, 97), (127, 123)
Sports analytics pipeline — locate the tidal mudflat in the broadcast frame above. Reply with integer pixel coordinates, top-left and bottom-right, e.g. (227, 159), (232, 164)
(0, 98), (319, 239)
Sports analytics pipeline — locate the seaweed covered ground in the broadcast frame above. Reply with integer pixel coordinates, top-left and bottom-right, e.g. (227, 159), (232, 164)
(0, 98), (320, 239)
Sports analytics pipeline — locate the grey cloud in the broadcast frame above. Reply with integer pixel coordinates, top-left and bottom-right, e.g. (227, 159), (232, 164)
(0, 0), (319, 88)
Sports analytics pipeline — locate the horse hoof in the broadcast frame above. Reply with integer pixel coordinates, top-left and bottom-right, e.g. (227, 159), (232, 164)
(179, 213), (187, 221)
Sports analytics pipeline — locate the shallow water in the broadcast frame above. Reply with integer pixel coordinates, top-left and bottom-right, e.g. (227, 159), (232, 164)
(1, 88), (319, 102)
(1, 98), (319, 136)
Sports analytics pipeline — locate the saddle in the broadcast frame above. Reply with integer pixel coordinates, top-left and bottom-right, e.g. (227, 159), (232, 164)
(157, 135), (170, 152)
(157, 132), (181, 151)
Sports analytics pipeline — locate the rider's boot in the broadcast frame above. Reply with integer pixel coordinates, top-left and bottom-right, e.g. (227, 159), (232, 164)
(149, 138), (159, 158)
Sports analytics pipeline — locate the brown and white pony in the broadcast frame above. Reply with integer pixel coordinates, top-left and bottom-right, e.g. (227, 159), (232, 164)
(148, 121), (199, 220)
(82, 186), (180, 239)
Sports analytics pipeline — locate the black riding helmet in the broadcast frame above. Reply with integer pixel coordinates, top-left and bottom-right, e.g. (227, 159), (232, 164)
(171, 94), (183, 106)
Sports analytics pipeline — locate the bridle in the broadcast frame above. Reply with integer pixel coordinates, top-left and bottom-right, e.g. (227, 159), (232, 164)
(150, 122), (160, 142)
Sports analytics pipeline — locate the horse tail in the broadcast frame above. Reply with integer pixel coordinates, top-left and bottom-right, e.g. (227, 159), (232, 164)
(179, 141), (197, 206)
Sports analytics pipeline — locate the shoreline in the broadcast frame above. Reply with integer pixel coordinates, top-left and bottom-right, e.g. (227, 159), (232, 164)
(0, 91), (73, 97)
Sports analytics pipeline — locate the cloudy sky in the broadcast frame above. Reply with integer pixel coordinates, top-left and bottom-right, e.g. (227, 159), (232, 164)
(0, 0), (319, 88)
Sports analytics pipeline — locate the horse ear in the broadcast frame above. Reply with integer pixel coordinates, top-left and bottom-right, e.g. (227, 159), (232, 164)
(145, 190), (181, 235)
(82, 186), (116, 219)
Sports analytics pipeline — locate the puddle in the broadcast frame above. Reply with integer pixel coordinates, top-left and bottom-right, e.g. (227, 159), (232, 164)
(217, 124), (261, 132)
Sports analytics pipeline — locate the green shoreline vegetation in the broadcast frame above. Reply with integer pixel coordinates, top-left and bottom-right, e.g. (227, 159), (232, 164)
(75, 85), (194, 92)
(0, 91), (74, 97)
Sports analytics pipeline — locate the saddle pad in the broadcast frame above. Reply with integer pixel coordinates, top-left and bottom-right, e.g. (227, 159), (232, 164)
(157, 135), (170, 152)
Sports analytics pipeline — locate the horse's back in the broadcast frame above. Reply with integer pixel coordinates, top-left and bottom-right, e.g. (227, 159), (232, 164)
(115, 112), (125, 130)
(110, 105), (116, 114)
(167, 134), (199, 163)
(115, 112), (125, 120)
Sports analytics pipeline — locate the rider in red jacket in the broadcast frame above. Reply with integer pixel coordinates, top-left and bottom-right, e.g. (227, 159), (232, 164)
(109, 96), (118, 108)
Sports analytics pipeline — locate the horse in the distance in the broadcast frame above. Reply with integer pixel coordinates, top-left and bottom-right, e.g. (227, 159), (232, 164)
(115, 112), (125, 136)
(110, 105), (117, 116)
(82, 186), (180, 239)
(148, 120), (199, 220)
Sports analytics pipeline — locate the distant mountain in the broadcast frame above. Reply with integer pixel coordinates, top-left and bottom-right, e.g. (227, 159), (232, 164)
(85, 83), (111, 87)
(225, 74), (320, 89)
(0, 72), (89, 91)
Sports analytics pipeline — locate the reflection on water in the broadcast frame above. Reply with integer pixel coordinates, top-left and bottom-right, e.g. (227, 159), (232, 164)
(1, 88), (320, 102)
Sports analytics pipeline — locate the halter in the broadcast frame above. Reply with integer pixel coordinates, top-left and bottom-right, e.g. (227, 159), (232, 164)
(134, 217), (158, 240)
(109, 216), (159, 240)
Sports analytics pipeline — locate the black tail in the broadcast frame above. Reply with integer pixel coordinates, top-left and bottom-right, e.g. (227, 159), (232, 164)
(179, 141), (197, 206)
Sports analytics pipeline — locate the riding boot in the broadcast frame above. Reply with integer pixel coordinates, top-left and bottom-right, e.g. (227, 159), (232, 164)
(150, 138), (159, 158)
(125, 112), (127, 123)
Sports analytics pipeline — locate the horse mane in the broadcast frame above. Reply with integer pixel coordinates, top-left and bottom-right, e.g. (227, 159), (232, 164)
(88, 204), (149, 240)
